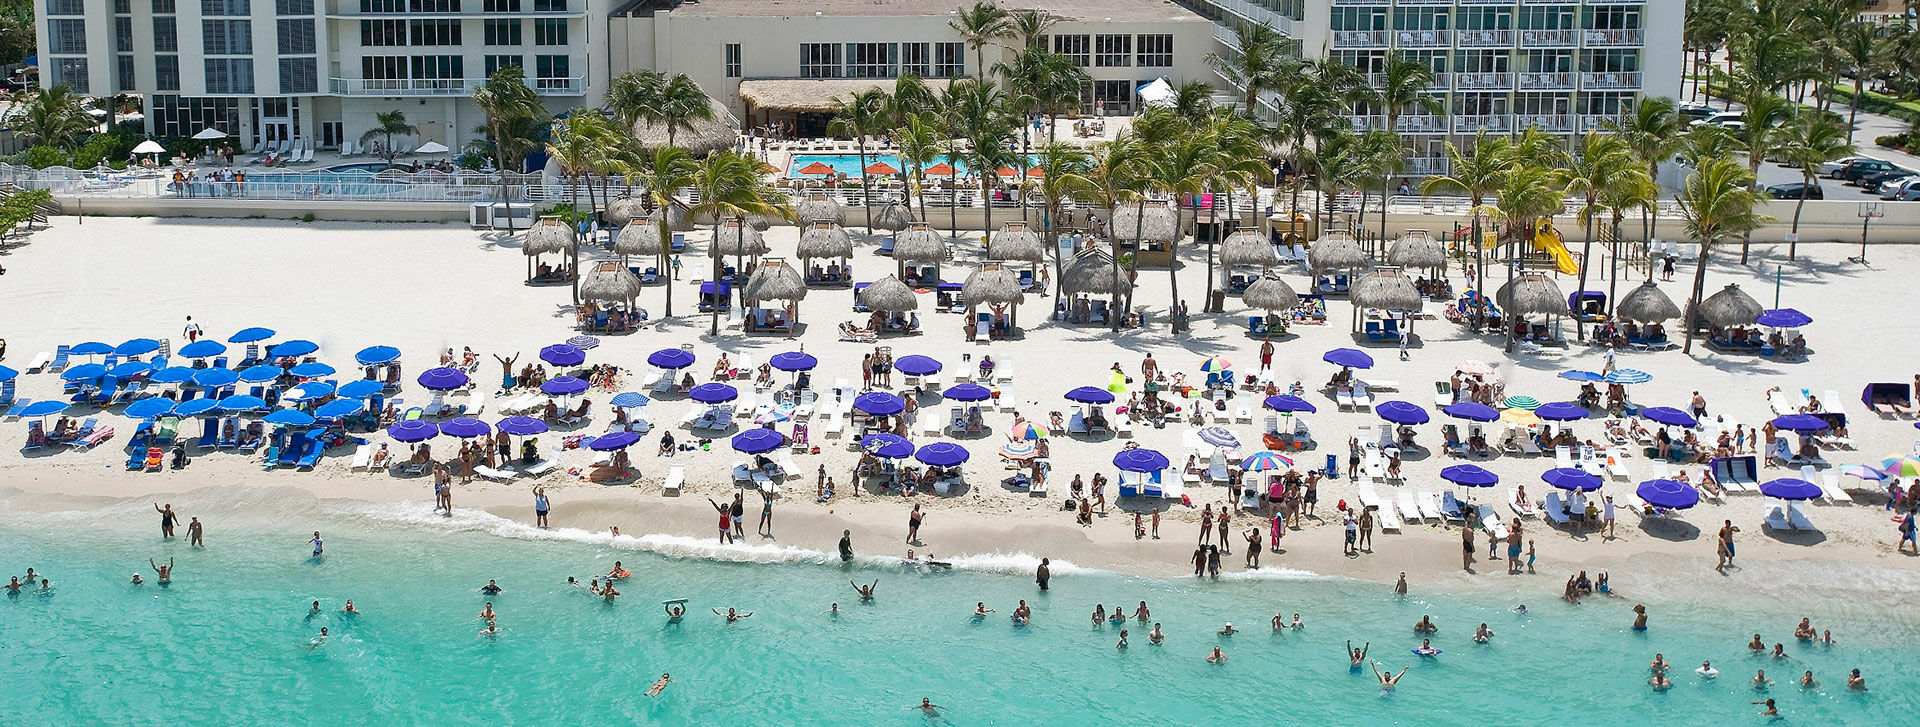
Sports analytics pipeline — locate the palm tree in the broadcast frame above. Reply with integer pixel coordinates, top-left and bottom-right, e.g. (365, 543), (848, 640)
(1068, 133), (1149, 332)
(949, 1), (1010, 84)
(1268, 66), (1348, 220)
(1029, 142), (1093, 314)
(1684, 0), (1738, 103)
(1203, 110), (1269, 312)
(1421, 131), (1512, 328)
(1493, 163), (1568, 349)
(1674, 157), (1769, 354)
(547, 111), (615, 305)
(1006, 8), (1054, 50)
(895, 113), (943, 224)
(1835, 21), (1889, 144)
(1605, 97), (1687, 264)
(827, 89), (891, 237)
(359, 110), (418, 162)
(11, 84), (94, 149)
(656, 74), (715, 148)
(1595, 166), (1657, 317)
(1149, 128), (1220, 332)
(689, 151), (790, 335)
(472, 67), (548, 233)
(1302, 128), (1370, 236)
(1561, 133), (1635, 341)
(1205, 22), (1298, 115)
(605, 69), (665, 131)
(1729, 94), (1791, 263)
(1367, 55), (1443, 243)
(1773, 113), (1853, 260)
(1359, 129), (1405, 248)
(634, 145), (695, 316)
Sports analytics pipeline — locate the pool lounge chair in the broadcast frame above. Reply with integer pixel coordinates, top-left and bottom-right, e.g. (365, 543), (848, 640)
(1396, 488), (1423, 523)
(1542, 492), (1571, 526)
(296, 440), (324, 468)
(197, 418), (219, 448)
(520, 459), (557, 477)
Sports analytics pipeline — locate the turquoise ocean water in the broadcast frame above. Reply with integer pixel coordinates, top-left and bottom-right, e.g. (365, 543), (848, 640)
(3, 491), (1915, 725)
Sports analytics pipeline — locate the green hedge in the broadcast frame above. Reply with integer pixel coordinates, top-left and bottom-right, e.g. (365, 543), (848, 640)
(1820, 84), (1920, 125)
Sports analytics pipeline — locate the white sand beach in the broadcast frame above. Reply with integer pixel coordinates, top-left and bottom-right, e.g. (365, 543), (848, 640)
(3, 215), (1918, 599)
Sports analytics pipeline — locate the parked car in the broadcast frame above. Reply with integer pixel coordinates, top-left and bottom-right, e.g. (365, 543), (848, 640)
(1689, 111), (1745, 128)
(1861, 170), (1915, 194)
(1761, 182), (1823, 200)
(1835, 159), (1901, 183)
(1677, 104), (1719, 122)
(1879, 176), (1920, 201)
(1818, 156), (1871, 176)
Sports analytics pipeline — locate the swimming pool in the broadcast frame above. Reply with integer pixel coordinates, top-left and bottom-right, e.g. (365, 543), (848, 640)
(789, 154), (1039, 179)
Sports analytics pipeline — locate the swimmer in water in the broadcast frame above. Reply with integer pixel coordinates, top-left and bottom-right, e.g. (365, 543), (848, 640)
(308, 627), (329, 648)
(1134, 602), (1150, 622)
(149, 558), (173, 584)
(600, 583), (619, 603)
(479, 602), (496, 623)
(3, 577), (19, 594)
(1394, 572), (1408, 595)
(714, 608), (752, 623)
(1218, 622), (1237, 636)
(974, 602), (995, 616)
(1372, 661), (1409, 689)
(1799, 670), (1817, 687)
(1347, 640), (1370, 666)
(1149, 623), (1163, 645)
(1751, 698), (1777, 716)
(1116, 629), (1129, 649)
(608, 562), (630, 580)
(1753, 669), (1773, 688)
(1771, 643), (1788, 659)
(481, 580), (502, 595)
(129, 573), (144, 585)
(1414, 639), (1438, 656)
(1291, 614), (1304, 629)
(1514, 604), (1527, 614)
(1649, 669), (1672, 690)
(342, 600), (358, 614)
(1012, 600), (1031, 625)
(915, 698), (940, 715)
(820, 603), (840, 616)
(1632, 604), (1648, 630)
(1273, 612), (1286, 630)
(1822, 630), (1835, 645)
(1697, 661), (1719, 678)
(666, 604), (687, 621)
(1474, 624), (1493, 643)
(1848, 669), (1865, 690)
(308, 532), (324, 556)
(480, 620), (501, 637)
(1206, 646), (1227, 664)
(1649, 654), (1667, 673)
(586, 578), (602, 595)
(850, 579), (878, 601)
(645, 673), (671, 697)
(1413, 615), (1436, 634)
(309, 600), (322, 617)
(1748, 634), (1766, 651)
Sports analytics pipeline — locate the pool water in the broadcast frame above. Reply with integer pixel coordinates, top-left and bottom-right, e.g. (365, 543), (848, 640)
(789, 154), (1038, 179)
(2, 493), (1914, 724)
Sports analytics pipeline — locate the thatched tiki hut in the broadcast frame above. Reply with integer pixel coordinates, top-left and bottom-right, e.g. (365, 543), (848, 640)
(893, 222), (948, 283)
(962, 262), (1024, 336)
(581, 261), (644, 322)
(796, 192), (844, 225)
(860, 275), (919, 312)
(987, 221), (1046, 281)
(1348, 268), (1422, 332)
(743, 258), (807, 336)
(614, 218), (665, 265)
(604, 196), (648, 227)
(871, 201), (916, 233)
(1613, 281), (1682, 324)
(713, 216), (770, 259)
(1219, 228), (1278, 293)
(1110, 199), (1178, 266)
(797, 221), (855, 286)
(1243, 275), (1300, 313)
(629, 97), (737, 154)
(523, 217), (578, 284)
(1496, 273), (1569, 318)
(1692, 283), (1762, 329)
(1060, 247), (1130, 326)
(1307, 231), (1368, 295)
(1386, 229), (1446, 278)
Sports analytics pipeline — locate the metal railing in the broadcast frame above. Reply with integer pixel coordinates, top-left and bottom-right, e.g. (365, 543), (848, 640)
(1583, 29), (1645, 46)
(1452, 71), (1514, 90)
(1515, 114), (1576, 133)
(1519, 29), (1579, 47)
(1392, 29), (1451, 47)
(1331, 30), (1390, 48)
(1453, 114), (1512, 133)
(327, 76), (585, 97)
(1455, 29), (1514, 47)
(1517, 71), (1576, 90)
(1208, 0), (1296, 35)
(0, 163), (542, 204)
(1580, 71), (1642, 90)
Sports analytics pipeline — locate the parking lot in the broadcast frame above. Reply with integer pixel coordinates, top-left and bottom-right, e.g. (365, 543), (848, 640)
(1751, 157), (1917, 202)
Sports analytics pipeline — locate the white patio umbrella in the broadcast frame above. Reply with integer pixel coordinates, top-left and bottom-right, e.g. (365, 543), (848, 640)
(415, 141), (450, 154)
(131, 140), (167, 154)
(192, 128), (229, 140)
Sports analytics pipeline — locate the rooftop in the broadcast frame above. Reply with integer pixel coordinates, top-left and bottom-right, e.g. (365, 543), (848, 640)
(650, 0), (1201, 23)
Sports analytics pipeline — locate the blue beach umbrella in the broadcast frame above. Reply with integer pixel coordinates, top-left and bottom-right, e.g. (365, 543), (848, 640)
(124, 398), (175, 419)
(115, 338), (161, 356)
(1376, 401), (1430, 425)
(768, 351), (818, 371)
(70, 342), (113, 356)
(731, 428), (785, 454)
(109, 361), (153, 378)
(354, 346), (402, 366)
(1441, 402), (1499, 422)
(268, 340), (319, 358)
(1322, 348), (1373, 369)
(289, 362), (336, 378)
(284, 382), (335, 403)
(1557, 370), (1604, 382)
(647, 348), (696, 370)
(227, 327), (276, 343)
(1534, 402), (1589, 421)
(416, 367), (469, 391)
(1770, 414), (1829, 432)
(1638, 479), (1700, 510)
(893, 355), (942, 376)
(60, 363), (107, 381)
(1756, 308), (1813, 328)
(1065, 386), (1116, 404)
(1758, 478), (1821, 500)
(540, 376), (591, 397)
(1440, 464), (1500, 487)
(191, 368), (239, 388)
(219, 395), (267, 412)
(440, 417), (492, 439)
(148, 366), (196, 384)
(172, 399), (220, 417)
(1541, 467), (1603, 492)
(1640, 407), (1697, 428)
(1113, 448), (1171, 472)
(609, 392), (651, 409)
(943, 383), (993, 402)
(589, 431), (642, 451)
(496, 416), (549, 436)
(1263, 395), (1316, 413)
(1604, 369), (1652, 385)
(19, 400), (70, 418)
(915, 442), (971, 467)
(178, 340), (228, 359)
(314, 399), (364, 419)
(689, 383), (738, 403)
(387, 420), (439, 443)
(237, 364), (283, 383)
(539, 344), (586, 367)
(0, 365), (14, 383)
(861, 433), (914, 459)
(262, 409), (316, 427)
(854, 391), (907, 416)
(337, 379), (384, 399)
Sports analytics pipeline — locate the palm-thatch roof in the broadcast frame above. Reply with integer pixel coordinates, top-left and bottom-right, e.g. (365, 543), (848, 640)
(604, 196), (649, 227)
(962, 264), (1023, 307)
(986, 222), (1045, 263)
(1243, 275), (1300, 311)
(581, 263), (643, 303)
(1061, 248), (1131, 296)
(1110, 201), (1178, 243)
(1695, 283), (1763, 328)
(1219, 229), (1277, 267)
(738, 78), (954, 114)
(893, 223), (948, 263)
(1307, 236), (1367, 274)
(744, 259), (808, 303)
(1350, 269), (1422, 311)
(1613, 281), (1683, 324)
(796, 221), (854, 260)
(860, 275), (919, 312)
(1496, 273), (1569, 317)
(711, 218), (770, 257)
(795, 192), (843, 225)
(1386, 229), (1446, 270)
(662, 199), (694, 232)
(613, 219), (665, 257)
(630, 97), (738, 154)
(871, 202), (916, 232)
(523, 218), (577, 256)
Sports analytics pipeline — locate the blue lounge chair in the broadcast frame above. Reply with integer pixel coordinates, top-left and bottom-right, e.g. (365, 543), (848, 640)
(876, 237), (895, 255)
(126, 447), (147, 469)
(0, 380), (14, 408)
(1440, 491), (1466, 522)
(1382, 318), (1402, 341)
(641, 267), (660, 284)
(239, 344), (261, 368)
(1248, 316), (1268, 337)
(197, 418), (219, 448)
(48, 345), (70, 372)
(23, 420), (46, 451)
(237, 423), (264, 451)
(1364, 321), (1383, 341)
(128, 420), (155, 449)
(278, 432), (309, 466)
(218, 418), (238, 447)
(296, 438), (324, 468)
(4, 398), (31, 418)
(670, 233), (687, 253)
(212, 356), (228, 370)
(63, 418), (98, 445)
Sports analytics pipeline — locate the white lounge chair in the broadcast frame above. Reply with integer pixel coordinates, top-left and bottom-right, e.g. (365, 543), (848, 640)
(1396, 488), (1423, 523)
(663, 466), (684, 495)
(1508, 487), (1537, 518)
(1416, 488), (1445, 521)
(475, 465), (516, 482)
(1817, 469), (1854, 504)
(349, 443), (375, 471)
(1477, 505), (1509, 538)
(521, 459), (557, 477)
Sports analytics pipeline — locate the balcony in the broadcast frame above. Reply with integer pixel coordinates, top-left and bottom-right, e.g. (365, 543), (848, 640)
(1580, 71), (1642, 90)
(1515, 114), (1576, 133)
(1519, 29), (1578, 47)
(1394, 115), (1448, 134)
(1402, 157), (1449, 177)
(1348, 115), (1384, 131)
(328, 76), (584, 97)
(1392, 29), (1451, 48)
(1208, 0), (1296, 35)
(1579, 114), (1624, 132)
(1456, 29), (1514, 47)
(1453, 114), (1513, 134)
(1453, 71), (1514, 90)
(1582, 29), (1645, 47)
(1517, 71), (1575, 90)
(1332, 30), (1390, 48)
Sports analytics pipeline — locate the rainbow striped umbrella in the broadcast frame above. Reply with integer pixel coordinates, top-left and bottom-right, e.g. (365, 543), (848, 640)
(999, 442), (1039, 461)
(1240, 451), (1295, 471)
(1199, 356), (1232, 372)
(1008, 422), (1044, 441)
(1500, 395), (1541, 410)
(1878, 455), (1920, 478)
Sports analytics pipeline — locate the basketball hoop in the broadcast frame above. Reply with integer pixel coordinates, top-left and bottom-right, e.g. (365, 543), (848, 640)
(1851, 202), (1885, 264)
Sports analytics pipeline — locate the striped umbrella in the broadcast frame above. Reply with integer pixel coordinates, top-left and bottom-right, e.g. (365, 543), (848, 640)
(1604, 368), (1652, 384)
(1008, 421), (1044, 441)
(999, 442), (1038, 461)
(1239, 451), (1295, 471)
(1878, 455), (1920, 478)
(1499, 408), (1541, 426)
(1199, 356), (1232, 372)
(1500, 395), (1541, 410)
(1197, 426), (1241, 449)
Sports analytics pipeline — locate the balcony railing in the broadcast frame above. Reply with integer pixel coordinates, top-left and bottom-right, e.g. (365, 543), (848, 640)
(1394, 115), (1448, 134)
(1453, 115), (1512, 134)
(1580, 71), (1642, 90)
(1402, 157), (1449, 177)
(1332, 30), (1390, 48)
(1583, 29), (1645, 46)
(1579, 114), (1625, 132)
(1455, 29), (1514, 47)
(1392, 29), (1451, 47)
(1516, 114), (1576, 133)
(1519, 29), (1578, 47)
(1517, 71), (1575, 90)
(1208, 0), (1295, 35)
(1453, 71), (1513, 90)
(1349, 115), (1384, 131)
(328, 76), (584, 96)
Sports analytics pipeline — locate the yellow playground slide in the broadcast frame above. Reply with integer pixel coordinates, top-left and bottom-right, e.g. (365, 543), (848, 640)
(1530, 220), (1580, 275)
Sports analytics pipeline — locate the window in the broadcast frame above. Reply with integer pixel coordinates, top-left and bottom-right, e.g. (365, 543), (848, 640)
(901, 42), (930, 76)
(1330, 7), (1386, 31)
(204, 58), (254, 94)
(1583, 7), (1639, 30)
(409, 0), (460, 11)
(117, 56), (136, 91)
(535, 54), (570, 86)
(1052, 35), (1089, 67)
(1093, 79), (1131, 114)
(362, 20), (406, 46)
(362, 55), (406, 81)
(276, 0), (314, 12)
(534, 0), (566, 10)
(155, 55), (180, 91)
(278, 19), (316, 54)
(203, 20), (252, 55)
(932, 42), (963, 77)
(1578, 92), (1635, 115)
(279, 58), (317, 93)
(410, 54), (464, 80)
(1522, 49), (1572, 73)
(153, 17), (178, 52)
(410, 19), (462, 46)
(800, 43), (841, 79)
(1392, 7), (1450, 31)
(114, 0), (131, 12)
(1579, 49), (1638, 73)
(48, 19), (86, 55)
(484, 54), (523, 75)
(360, 0), (404, 10)
(533, 18), (567, 46)
(44, 0), (84, 14)
(51, 58), (89, 94)
(845, 42), (895, 79)
(485, 19), (522, 46)
(202, 0), (250, 16)
(1456, 49), (1511, 73)
(1451, 92), (1507, 116)
(150, 95), (240, 139)
(485, 0), (521, 9)
(1519, 6), (1574, 30)
(115, 17), (134, 52)
(1459, 7), (1511, 31)
(725, 43), (741, 78)
(1094, 34), (1131, 67)
(1135, 34), (1172, 67)
(153, 0), (175, 11)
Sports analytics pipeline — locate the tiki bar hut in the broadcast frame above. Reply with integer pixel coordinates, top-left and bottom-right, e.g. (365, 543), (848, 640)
(1111, 199), (1178, 267)
(580, 261), (645, 331)
(853, 274), (921, 335)
(1497, 272), (1570, 342)
(523, 217), (577, 284)
(1386, 229), (1446, 279)
(742, 257), (807, 336)
(1615, 281), (1682, 324)
(1060, 247), (1130, 326)
(1219, 228), (1278, 294)
(630, 96), (737, 155)
(1243, 274), (1301, 338)
(986, 221), (1046, 291)
(892, 221), (948, 285)
(1349, 268), (1422, 335)
(962, 262), (1023, 339)
(1308, 230), (1367, 295)
(614, 218), (667, 283)
(797, 221), (855, 286)
(604, 195), (648, 227)
(871, 201), (916, 233)
(796, 191), (844, 225)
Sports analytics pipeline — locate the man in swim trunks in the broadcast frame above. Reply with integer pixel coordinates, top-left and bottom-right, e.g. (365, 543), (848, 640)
(850, 579), (878, 601)
(646, 673), (671, 697)
(1347, 640), (1369, 666)
(150, 558), (173, 584)
(309, 531), (324, 556)
(714, 608), (752, 622)
(1373, 662), (1409, 688)
(839, 530), (854, 561)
